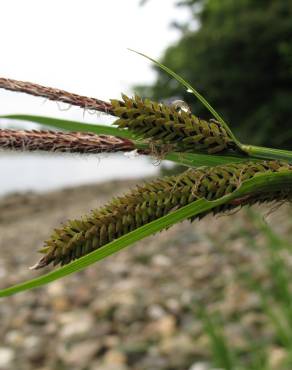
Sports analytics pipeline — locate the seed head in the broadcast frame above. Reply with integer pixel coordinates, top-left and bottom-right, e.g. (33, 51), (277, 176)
(34, 160), (292, 269)
(111, 94), (235, 154)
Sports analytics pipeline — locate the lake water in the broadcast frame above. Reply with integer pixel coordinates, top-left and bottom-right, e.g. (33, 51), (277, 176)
(0, 152), (159, 196)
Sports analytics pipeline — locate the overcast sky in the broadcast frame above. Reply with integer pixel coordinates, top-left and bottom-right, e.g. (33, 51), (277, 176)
(0, 0), (189, 121)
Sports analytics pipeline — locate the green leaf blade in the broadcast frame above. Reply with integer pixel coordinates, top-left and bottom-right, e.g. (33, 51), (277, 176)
(0, 114), (137, 140)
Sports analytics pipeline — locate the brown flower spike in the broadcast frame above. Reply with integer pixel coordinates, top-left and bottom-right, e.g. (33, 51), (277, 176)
(0, 129), (134, 154)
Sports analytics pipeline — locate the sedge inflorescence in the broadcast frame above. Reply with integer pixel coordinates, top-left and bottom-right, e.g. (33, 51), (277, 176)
(2, 77), (292, 282)
(34, 160), (292, 269)
(111, 94), (236, 154)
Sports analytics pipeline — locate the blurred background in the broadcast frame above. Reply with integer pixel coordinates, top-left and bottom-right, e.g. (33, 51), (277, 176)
(1, 1), (292, 370)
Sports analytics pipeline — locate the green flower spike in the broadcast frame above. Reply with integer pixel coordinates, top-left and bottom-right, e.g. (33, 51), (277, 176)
(111, 94), (236, 154)
(34, 160), (292, 269)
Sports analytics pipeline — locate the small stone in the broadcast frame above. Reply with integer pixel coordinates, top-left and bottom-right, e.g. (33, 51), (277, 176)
(24, 336), (46, 364)
(268, 347), (287, 369)
(145, 315), (176, 338)
(147, 304), (166, 319)
(5, 331), (24, 346)
(45, 322), (58, 335)
(72, 286), (92, 306)
(92, 288), (135, 317)
(189, 362), (210, 370)
(103, 350), (127, 366)
(113, 303), (143, 323)
(51, 296), (70, 311)
(0, 264), (7, 278)
(30, 308), (52, 325)
(61, 341), (101, 366)
(91, 363), (129, 370)
(47, 281), (65, 297)
(159, 334), (194, 356)
(0, 347), (14, 369)
(59, 311), (94, 339)
(24, 335), (39, 349)
(103, 335), (120, 348)
(138, 352), (168, 369)
(165, 298), (181, 314)
(10, 311), (30, 329)
(151, 254), (171, 267)
(159, 334), (198, 368)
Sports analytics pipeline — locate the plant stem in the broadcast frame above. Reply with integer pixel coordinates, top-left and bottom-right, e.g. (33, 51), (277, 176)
(241, 144), (292, 163)
(164, 152), (245, 167)
(122, 140), (246, 167)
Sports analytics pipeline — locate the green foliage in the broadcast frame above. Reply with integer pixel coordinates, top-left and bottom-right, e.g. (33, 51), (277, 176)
(189, 209), (292, 369)
(0, 114), (137, 139)
(240, 210), (292, 368)
(245, 211), (292, 354)
(198, 308), (235, 370)
(140, 0), (292, 148)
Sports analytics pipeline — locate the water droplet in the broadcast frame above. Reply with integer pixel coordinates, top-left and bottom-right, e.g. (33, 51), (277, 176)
(186, 88), (193, 93)
(171, 100), (191, 113)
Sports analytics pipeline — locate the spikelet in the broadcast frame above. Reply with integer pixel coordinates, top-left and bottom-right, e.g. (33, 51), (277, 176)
(34, 160), (292, 269)
(111, 94), (235, 154)
(0, 130), (135, 154)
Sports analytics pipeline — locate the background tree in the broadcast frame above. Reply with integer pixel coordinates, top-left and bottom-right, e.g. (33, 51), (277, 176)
(139, 0), (292, 148)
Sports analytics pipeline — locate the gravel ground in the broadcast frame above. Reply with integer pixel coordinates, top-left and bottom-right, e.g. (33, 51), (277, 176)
(1, 179), (292, 370)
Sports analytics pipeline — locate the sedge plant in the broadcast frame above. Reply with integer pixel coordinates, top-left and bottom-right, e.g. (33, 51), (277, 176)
(1, 51), (292, 297)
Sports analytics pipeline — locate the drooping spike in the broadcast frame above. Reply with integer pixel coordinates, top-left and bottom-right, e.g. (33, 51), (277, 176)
(33, 160), (292, 269)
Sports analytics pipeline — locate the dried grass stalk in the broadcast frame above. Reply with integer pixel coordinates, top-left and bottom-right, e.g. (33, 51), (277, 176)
(0, 77), (113, 114)
(0, 129), (134, 154)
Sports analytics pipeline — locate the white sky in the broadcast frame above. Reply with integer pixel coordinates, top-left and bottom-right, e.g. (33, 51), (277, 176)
(0, 0), (190, 122)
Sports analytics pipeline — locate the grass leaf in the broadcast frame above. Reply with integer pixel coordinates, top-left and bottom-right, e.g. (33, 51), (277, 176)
(0, 114), (137, 140)
(198, 307), (235, 370)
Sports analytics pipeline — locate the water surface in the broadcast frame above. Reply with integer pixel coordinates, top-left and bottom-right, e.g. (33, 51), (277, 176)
(0, 152), (159, 196)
